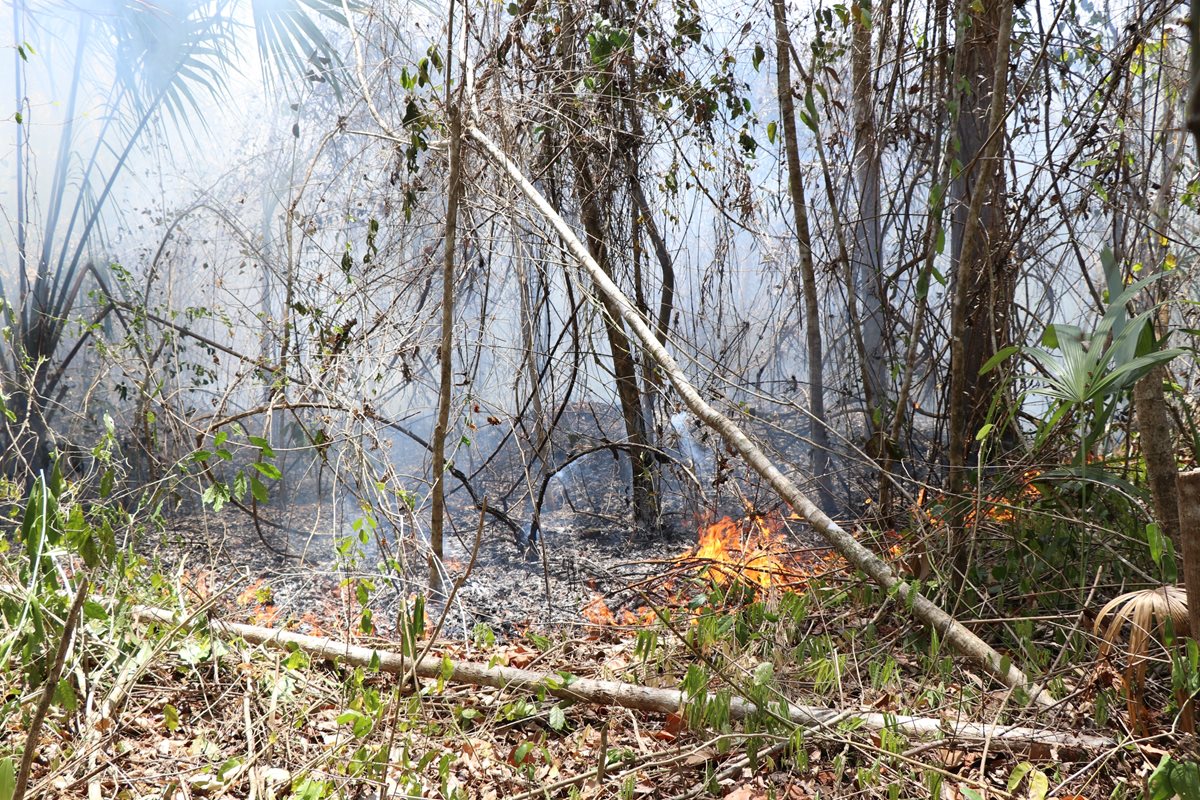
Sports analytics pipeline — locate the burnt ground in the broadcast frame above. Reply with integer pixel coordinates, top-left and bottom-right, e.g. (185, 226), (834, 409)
(148, 493), (703, 640)
(141, 403), (837, 641)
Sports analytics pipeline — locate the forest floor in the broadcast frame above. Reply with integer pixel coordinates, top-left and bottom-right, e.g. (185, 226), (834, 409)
(2, 414), (1178, 799)
(9, 493), (1159, 800)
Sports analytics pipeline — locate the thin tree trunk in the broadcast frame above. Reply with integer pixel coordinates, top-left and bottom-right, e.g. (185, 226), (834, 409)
(772, 0), (836, 513)
(430, 101), (465, 594)
(1177, 470), (1200, 642)
(468, 123), (1054, 707)
(946, 0), (1014, 581)
(570, 159), (659, 530)
(1131, 115), (1184, 549)
(850, 2), (888, 457)
(1177, 469), (1200, 733)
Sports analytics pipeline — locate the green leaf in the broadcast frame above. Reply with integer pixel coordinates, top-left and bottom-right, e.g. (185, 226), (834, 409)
(252, 461), (283, 480)
(1147, 522), (1164, 566)
(803, 89), (820, 130)
(1028, 768), (1049, 800)
(0, 756), (14, 800)
(766, 120), (777, 144)
(978, 345), (1018, 375)
(202, 483), (229, 513)
(83, 600), (109, 621)
(974, 423), (994, 442)
(250, 475), (269, 504)
(1169, 758), (1200, 799)
(548, 705), (566, 731)
(752, 661), (774, 686)
(163, 703), (181, 732)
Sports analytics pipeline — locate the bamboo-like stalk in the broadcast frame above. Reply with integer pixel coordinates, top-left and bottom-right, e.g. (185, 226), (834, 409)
(466, 122), (1055, 707)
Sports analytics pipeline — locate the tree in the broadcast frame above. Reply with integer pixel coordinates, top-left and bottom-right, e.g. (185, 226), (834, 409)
(3, 0), (348, 481)
(945, 0), (1016, 578)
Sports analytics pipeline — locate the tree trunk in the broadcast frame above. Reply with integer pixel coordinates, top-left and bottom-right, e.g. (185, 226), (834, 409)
(945, 0), (1015, 580)
(131, 603), (1108, 755)
(570, 157), (659, 531)
(771, 0), (836, 514)
(850, 2), (888, 457)
(430, 103), (464, 595)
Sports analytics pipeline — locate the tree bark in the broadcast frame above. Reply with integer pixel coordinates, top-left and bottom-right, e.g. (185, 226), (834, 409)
(570, 157), (659, 531)
(1177, 471), (1200, 646)
(1137, 366), (1180, 547)
(850, 1), (888, 457)
(430, 104), (464, 595)
(771, 0), (836, 513)
(467, 123), (1054, 707)
(945, 0), (1015, 580)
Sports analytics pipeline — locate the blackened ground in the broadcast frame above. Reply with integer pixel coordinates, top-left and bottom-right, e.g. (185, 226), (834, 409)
(144, 403), (840, 641)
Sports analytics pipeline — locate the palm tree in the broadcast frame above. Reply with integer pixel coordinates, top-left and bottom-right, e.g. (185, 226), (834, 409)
(3, 0), (349, 479)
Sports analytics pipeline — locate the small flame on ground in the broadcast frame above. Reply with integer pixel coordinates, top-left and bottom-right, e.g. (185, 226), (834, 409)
(583, 510), (848, 627)
(919, 469), (1043, 526)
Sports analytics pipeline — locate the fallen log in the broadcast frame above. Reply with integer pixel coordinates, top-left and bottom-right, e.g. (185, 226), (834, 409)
(465, 123), (1055, 708)
(132, 605), (1114, 759)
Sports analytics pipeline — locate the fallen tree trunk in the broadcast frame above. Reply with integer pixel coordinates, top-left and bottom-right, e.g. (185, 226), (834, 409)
(131, 606), (1110, 758)
(465, 123), (1055, 708)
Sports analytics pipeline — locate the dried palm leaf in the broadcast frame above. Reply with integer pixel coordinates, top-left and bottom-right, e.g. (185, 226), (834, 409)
(1093, 585), (1189, 730)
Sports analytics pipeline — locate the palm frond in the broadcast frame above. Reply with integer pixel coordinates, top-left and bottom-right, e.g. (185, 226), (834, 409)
(251, 0), (347, 98)
(1094, 585), (1188, 730)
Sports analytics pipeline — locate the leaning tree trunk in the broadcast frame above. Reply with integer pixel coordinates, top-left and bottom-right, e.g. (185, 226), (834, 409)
(945, 0), (1015, 583)
(467, 122), (1055, 707)
(771, 0), (836, 513)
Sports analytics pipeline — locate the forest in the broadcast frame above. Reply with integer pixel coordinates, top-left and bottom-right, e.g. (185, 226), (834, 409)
(3, 0), (1200, 796)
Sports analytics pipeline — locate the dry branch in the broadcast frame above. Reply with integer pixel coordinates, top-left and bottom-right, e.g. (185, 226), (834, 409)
(465, 123), (1055, 708)
(130, 606), (1111, 758)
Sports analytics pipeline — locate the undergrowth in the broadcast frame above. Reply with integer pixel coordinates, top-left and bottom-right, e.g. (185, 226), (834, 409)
(0, 457), (1195, 799)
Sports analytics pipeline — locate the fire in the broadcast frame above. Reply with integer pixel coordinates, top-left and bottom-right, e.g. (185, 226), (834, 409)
(583, 594), (658, 626)
(582, 511), (834, 627)
(918, 469), (1043, 526)
(694, 515), (787, 589)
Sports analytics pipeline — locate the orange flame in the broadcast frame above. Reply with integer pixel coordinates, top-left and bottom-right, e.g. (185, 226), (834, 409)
(694, 515), (786, 589)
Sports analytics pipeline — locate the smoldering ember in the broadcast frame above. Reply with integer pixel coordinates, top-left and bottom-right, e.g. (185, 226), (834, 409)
(1, 1), (1199, 797)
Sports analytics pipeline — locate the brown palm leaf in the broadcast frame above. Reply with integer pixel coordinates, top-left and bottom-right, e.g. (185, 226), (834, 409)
(1093, 585), (1189, 730)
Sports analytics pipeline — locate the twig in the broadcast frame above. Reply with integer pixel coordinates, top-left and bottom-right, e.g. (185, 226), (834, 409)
(667, 739), (789, 800)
